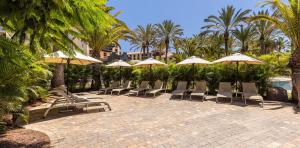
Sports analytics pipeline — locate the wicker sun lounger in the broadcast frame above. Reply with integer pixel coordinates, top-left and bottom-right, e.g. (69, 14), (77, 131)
(145, 80), (164, 97)
(129, 81), (149, 96)
(190, 81), (207, 101)
(172, 81), (188, 99)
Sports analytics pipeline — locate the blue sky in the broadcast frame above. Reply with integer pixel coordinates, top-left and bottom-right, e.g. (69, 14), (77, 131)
(107, 0), (266, 52)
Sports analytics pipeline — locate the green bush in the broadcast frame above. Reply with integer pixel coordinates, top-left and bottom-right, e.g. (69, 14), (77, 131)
(64, 52), (289, 96)
(0, 37), (51, 128)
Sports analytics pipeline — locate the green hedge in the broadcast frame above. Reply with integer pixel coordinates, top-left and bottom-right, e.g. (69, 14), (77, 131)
(66, 53), (290, 95)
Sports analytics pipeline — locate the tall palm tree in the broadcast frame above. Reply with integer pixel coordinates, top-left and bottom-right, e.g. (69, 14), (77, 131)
(252, 10), (279, 55)
(252, 0), (300, 105)
(85, 22), (131, 59)
(274, 37), (288, 52)
(202, 5), (251, 55)
(156, 20), (183, 62)
(232, 24), (255, 53)
(130, 24), (157, 59)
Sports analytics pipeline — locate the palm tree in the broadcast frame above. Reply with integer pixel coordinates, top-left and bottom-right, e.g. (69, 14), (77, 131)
(130, 24), (157, 59)
(232, 24), (255, 53)
(252, 10), (279, 55)
(202, 5), (251, 55)
(180, 38), (200, 58)
(274, 37), (288, 52)
(85, 22), (131, 59)
(252, 0), (300, 105)
(156, 20), (183, 62)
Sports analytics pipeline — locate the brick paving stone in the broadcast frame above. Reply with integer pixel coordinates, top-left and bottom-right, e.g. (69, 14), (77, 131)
(25, 94), (300, 147)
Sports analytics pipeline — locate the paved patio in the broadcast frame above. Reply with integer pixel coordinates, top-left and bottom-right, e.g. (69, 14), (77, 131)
(25, 93), (300, 148)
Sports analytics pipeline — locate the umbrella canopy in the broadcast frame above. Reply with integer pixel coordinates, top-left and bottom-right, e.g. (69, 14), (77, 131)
(106, 60), (131, 67)
(44, 50), (102, 94)
(134, 58), (167, 67)
(129, 60), (141, 64)
(44, 50), (102, 65)
(213, 53), (263, 65)
(177, 56), (211, 65)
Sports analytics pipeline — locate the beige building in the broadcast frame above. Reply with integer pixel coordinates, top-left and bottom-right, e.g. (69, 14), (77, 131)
(127, 50), (174, 61)
(73, 38), (120, 61)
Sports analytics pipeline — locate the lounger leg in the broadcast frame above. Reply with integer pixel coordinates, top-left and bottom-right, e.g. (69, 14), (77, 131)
(231, 97), (233, 104)
(216, 97), (218, 103)
(261, 100), (264, 108)
(202, 96), (205, 102)
(245, 97), (247, 105)
(190, 95), (192, 100)
(136, 92), (139, 96)
(43, 108), (51, 118)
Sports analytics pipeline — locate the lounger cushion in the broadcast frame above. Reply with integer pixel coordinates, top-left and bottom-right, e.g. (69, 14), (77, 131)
(217, 92), (232, 98)
(172, 90), (186, 95)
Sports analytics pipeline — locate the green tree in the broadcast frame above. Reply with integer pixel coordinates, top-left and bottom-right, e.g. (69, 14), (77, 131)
(130, 24), (157, 59)
(252, 10), (279, 55)
(252, 0), (300, 105)
(232, 24), (255, 53)
(0, 0), (114, 88)
(156, 20), (183, 62)
(202, 5), (251, 55)
(84, 21), (130, 89)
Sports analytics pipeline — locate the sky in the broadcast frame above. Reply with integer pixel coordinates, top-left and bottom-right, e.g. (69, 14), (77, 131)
(107, 0), (266, 52)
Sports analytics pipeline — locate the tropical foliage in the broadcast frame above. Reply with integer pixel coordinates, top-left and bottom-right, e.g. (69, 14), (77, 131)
(202, 5), (251, 55)
(0, 0), (115, 131)
(251, 0), (300, 102)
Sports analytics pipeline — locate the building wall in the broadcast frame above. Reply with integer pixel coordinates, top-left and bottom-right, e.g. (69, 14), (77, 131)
(73, 38), (121, 61)
(127, 51), (173, 61)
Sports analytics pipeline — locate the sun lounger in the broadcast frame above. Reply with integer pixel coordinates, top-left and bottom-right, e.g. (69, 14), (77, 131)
(128, 81), (149, 96)
(111, 80), (132, 95)
(216, 82), (233, 103)
(190, 81), (207, 101)
(99, 81), (119, 94)
(145, 80), (164, 97)
(172, 81), (188, 99)
(43, 86), (111, 118)
(242, 82), (264, 108)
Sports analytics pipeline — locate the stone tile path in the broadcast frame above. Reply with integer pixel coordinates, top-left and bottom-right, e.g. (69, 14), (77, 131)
(25, 93), (300, 148)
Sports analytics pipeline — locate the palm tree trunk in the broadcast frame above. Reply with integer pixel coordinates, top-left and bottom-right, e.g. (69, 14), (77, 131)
(91, 51), (101, 90)
(159, 48), (162, 60)
(224, 32), (229, 55)
(291, 47), (300, 108)
(241, 41), (245, 53)
(146, 46), (150, 59)
(51, 47), (65, 88)
(165, 40), (169, 62)
(142, 46), (146, 59)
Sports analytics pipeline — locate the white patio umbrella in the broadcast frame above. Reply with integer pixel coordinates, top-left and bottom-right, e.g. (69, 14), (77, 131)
(134, 58), (167, 82)
(44, 51), (102, 65)
(134, 58), (167, 67)
(177, 56), (211, 81)
(44, 50), (102, 93)
(106, 60), (131, 83)
(213, 53), (264, 92)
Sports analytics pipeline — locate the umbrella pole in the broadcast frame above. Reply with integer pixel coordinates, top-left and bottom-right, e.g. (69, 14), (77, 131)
(193, 63), (195, 88)
(236, 61), (239, 97)
(120, 66), (122, 85)
(66, 59), (70, 95)
(150, 65), (152, 82)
